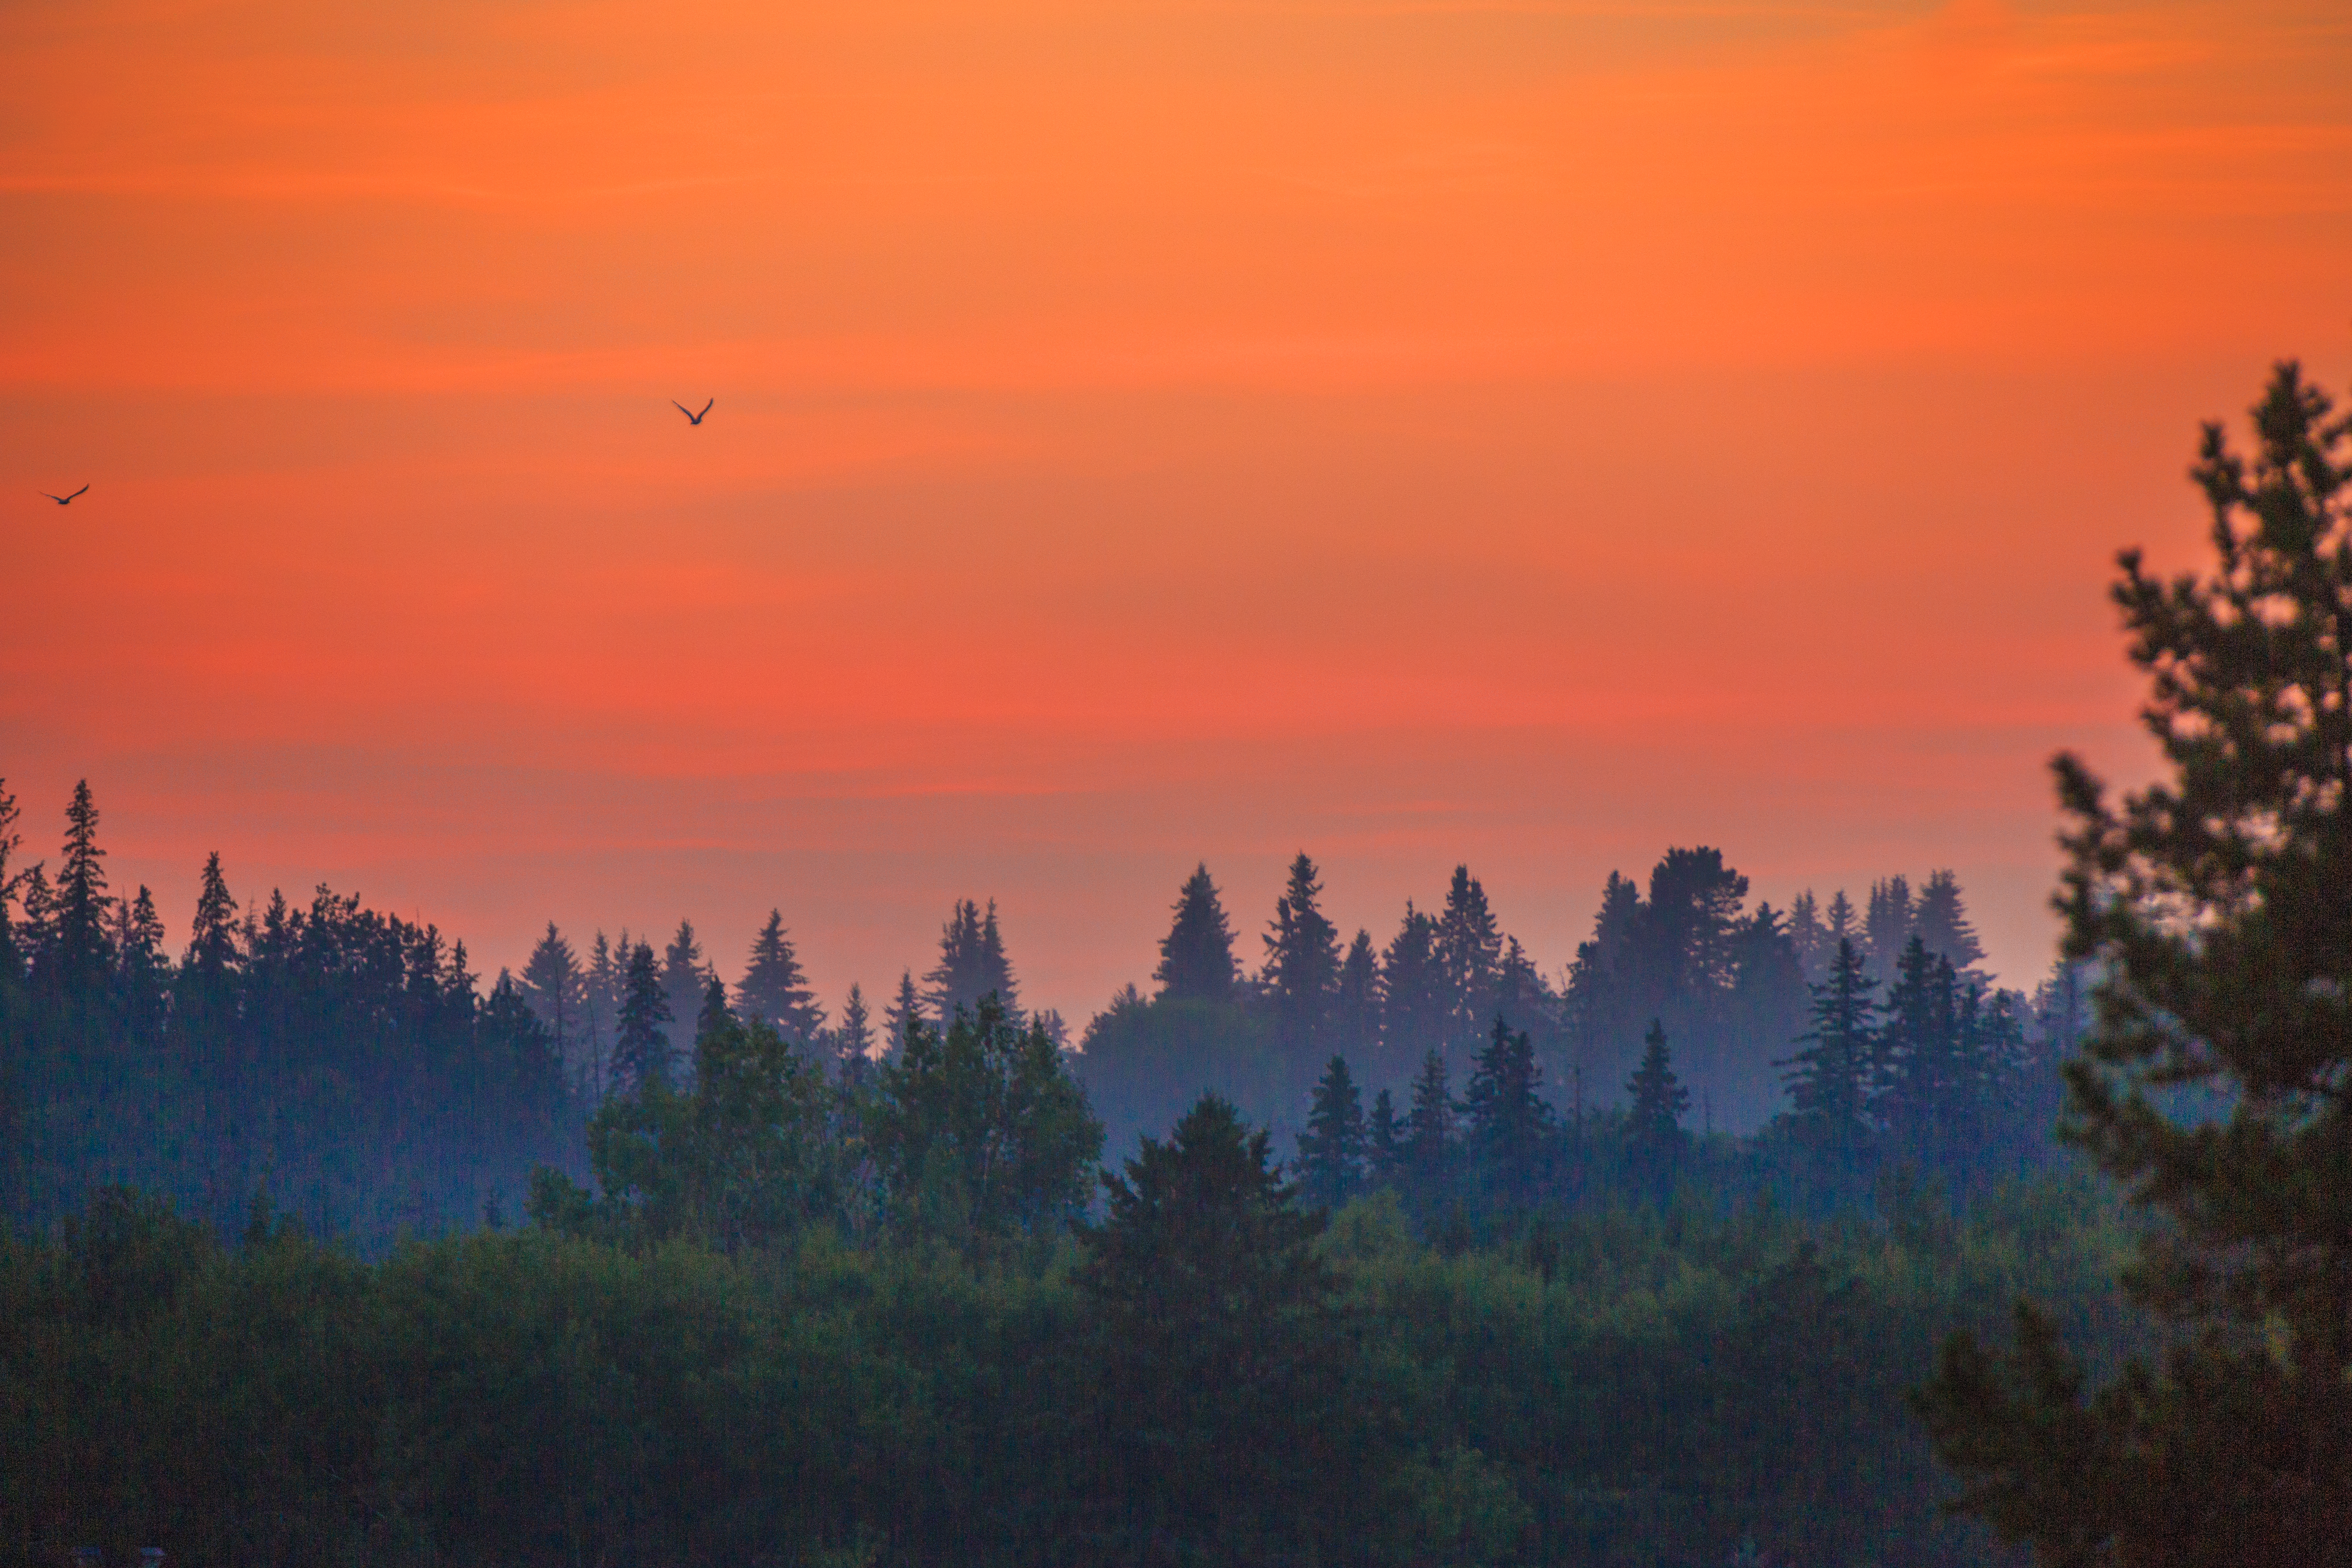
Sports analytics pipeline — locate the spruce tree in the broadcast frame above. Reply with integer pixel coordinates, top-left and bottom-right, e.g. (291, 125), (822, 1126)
(1873, 935), (1959, 1162)
(1379, 903), (1443, 1079)
(1329, 929), (1380, 1062)
(1155, 863), (1239, 1003)
(1863, 876), (1914, 981)
(883, 969), (921, 1057)
(1918, 363), (2352, 1562)
(836, 982), (875, 1082)
(924, 898), (1020, 1022)
(0, 777), (22, 984)
(1824, 888), (1859, 951)
(613, 940), (674, 1090)
(519, 922), (586, 1085)
(1462, 1014), (1552, 1205)
(1293, 1055), (1366, 1210)
(1912, 869), (1987, 976)
(736, 909), (826, 1042)
(1404, 1048), (1455, 1203)
(1625, 1019), (1688, 1162)
(1434, 864), (1503, 1053)
(583, 931), (619, 1099)
(1778, 938), (1876, 1154)
(49, 779), (114, 996)
(110, 885), (169, 1040)
(1262, 853), (1342, 1059)
(661, 919), (713, 1051)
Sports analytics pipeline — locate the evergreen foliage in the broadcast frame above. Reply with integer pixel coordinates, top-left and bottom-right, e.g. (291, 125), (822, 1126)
(1626, 1019), (1689, 1164)
(1261, 851), (1341, 1057)
(1461, 1014), (1552, 1206)
(923, 897), (1020, 1023)
(735, 908), (825, 1043)
(1293, 1054), (1366, 1209)
(1153, 863), (1238, 1004)
(1916, 361), (2352, 1562)
(613, 940), (673, 1091)
(1080, 1094), (1356, 1563)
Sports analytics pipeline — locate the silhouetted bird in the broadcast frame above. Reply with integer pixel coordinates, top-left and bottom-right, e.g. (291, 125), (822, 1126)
(672, 399), (714, 425)
(42, 485), (88, 505)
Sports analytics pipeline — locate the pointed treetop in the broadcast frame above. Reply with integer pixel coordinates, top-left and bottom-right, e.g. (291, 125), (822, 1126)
(1156, 863), (1239, 1003)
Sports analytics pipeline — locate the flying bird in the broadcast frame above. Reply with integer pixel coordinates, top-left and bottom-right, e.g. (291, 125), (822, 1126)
(672, 398), (714, 425)
(42, 485), (88, 505)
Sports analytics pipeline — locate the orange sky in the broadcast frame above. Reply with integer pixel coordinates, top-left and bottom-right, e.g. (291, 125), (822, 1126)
(2, 0), (2348, 1020)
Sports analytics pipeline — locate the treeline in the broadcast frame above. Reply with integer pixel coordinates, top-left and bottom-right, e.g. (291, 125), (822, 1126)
(0, 782), (576, 1241)
(0, 1111), (2136, 1568)
(1, 772), (2081, 1243)
(1078, 853), (2078, 1203)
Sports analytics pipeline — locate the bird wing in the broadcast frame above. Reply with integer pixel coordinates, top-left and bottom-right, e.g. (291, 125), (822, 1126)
(68, 484), (88, 500)
(672, 400), (693, 417)
(697, 398), (714, 419)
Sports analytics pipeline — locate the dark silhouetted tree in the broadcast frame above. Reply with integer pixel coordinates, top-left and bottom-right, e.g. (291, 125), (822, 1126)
(1155, 864), (1238, 1004)
(924, 898), (1019, 1023)
(1379, 903), (1443, 1081)
(1462, 1014), (1552, 1206)
(1367, 1088), (1401, 1189)
(660, 920), (713, 1058)
(1293, 1055), (1365, 1210)
(1404, 1048), (1455, 1205)
(1329, 929), (1379, 1063)
(1919, 361), (2352, 1563)
(1626, 1019), (1688, 1172)
(1434, 864), (1503, 1055)
(1081, 1094), (1352, 1563)
(882, 969), (920, 1060)
(736, 909), (825, 1043)
(613, 940), (673, 1091)
(1779, 938), (1876, 1157)
(1913, 870), (1986, 978)
(519, 922), (586, 1089)
(836, 982), (874, 1086)
(1262, 853), (1341, 1061)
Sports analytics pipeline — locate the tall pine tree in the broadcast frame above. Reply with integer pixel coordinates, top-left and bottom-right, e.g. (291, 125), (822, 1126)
(1155, 864), (1238, 1003)
(1293, 1055), (1366, 1210)
(736, 909), (826, 1042)
(1262, 853), (1341, 1060)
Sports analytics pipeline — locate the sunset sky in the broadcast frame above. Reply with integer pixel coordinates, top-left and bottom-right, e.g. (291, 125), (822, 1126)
(2, 0), (2347, 1022)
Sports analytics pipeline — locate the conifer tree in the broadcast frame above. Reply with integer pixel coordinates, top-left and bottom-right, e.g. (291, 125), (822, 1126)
(836, 982), (874, 1080)
(1778, 938), (1876, 1154)
(1873, 936), (1959, 1161)
(661, 919), (713, 1052)
(1293, 1055), (1366, 1209)
(583, 930), (619, 1100)
(924, 898), (1020, 1022)
(1824, 888), (1859, 951)
(883, 969), (921, 1058)
(613, 940), (674, 1090)
(1863, 877), (1914, 981)
(1462, 1014), (1552, 1205)
(1626, 1019), (1689, 1162)
(1262, 853), (1342, 1059)
(1912, 870), (1987, 976)
(1329, 929), (1380, 1062)
(695, 971), (734, 1040)
(1155, 863), (1239, 1003)
(48, 779), (114, 996)
(736, 909), (826, 1042)
(109, 885), (169, 1040)
(1434, 864), (1503, 1052)
(1404, 1048), (1455, 1202)
(519, 922), (586, 1086)
(1919, 363), (2352, 1561)
(0, 777), (22, 984)
(1379, 903), (1444, 1078)
(1787, 889), (1829, 981)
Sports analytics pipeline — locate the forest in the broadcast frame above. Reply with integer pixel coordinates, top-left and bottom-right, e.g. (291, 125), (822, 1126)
(0, 773), (2100, 1567)
(7, 362), (2348, 1566)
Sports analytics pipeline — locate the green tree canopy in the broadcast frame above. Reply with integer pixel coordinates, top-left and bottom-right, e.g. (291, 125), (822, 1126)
(1918, 361), (2352, 1562)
